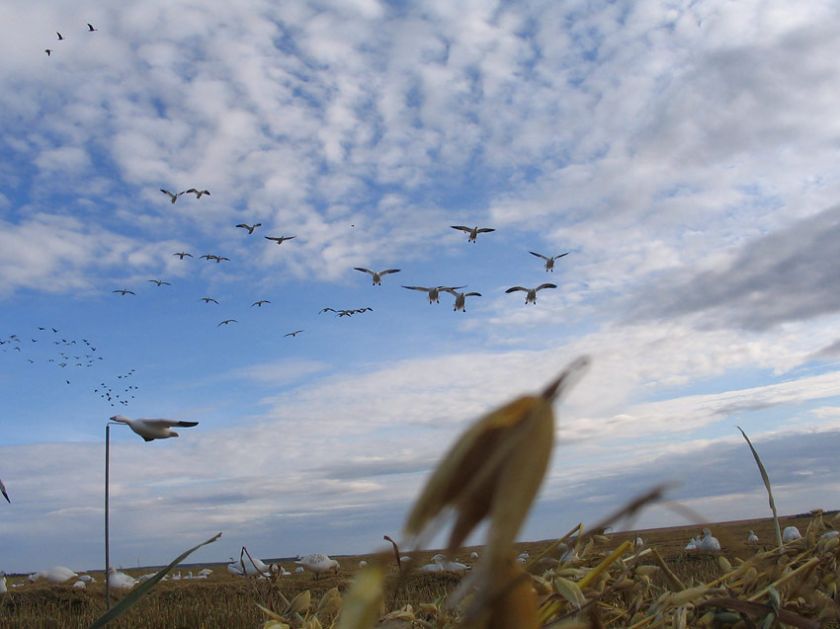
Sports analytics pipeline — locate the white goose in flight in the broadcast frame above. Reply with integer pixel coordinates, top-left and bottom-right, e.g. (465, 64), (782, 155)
(0, 478), (9, 503)
(529, 251), (569, 272)
(402, 285), (466, 304)
(442, 289), (482, 312)
(185, 188), (210, 199)
(505, 283), (557, 304)
(451, 225), (495, 242)
(160, 189), (183, 204)
(110, 415), (198, 441)
(236, 223), (262, 234)
(265, 235), (296, 245)
(354, 267), (400, 286)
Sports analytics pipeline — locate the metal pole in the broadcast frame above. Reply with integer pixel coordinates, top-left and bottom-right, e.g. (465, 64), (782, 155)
(105, 423), (110, 610)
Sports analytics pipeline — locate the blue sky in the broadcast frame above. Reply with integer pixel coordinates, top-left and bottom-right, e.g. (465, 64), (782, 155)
(2, 0), (840, 573)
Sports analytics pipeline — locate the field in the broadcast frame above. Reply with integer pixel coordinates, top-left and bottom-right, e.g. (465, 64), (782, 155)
(1, 511), (836, 628)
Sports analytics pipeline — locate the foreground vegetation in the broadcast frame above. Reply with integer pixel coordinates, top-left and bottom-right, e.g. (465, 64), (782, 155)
(1, 512), (836, 628)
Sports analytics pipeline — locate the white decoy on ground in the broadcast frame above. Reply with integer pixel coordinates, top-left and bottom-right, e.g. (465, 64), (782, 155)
(296, 553), (339, 578)
(783, 526), (802, 542)
(516, 551), (530, 564)
(0, 574), (6, 594)
(72, 580), (86, 589)
(29, 566), (78, 583)
(469, 551), (479, 560)
(198, 568), (213, 577)
(634, 536), (644, 548)
(747, 530), (759, 545)
(419, 555), (469, 574)
(294, 566), (304, 574)
(108, 568), (137, 590)
(505, 283), (557, 304)
(78, 574), (94, 583)
(685, 537), (697, 551)
(110, 415), (198, 441)
(354, 267), (401, 286)
(358, 560), (368, 568)
(820, 530), (839, 541)
(171, 571), (182, 581)
(697, 528), (721, 551)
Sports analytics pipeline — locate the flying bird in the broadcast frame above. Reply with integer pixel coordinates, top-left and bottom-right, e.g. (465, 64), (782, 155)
(236, 223), (262, 234)
(110, 415), (198, 442)
(319, 307), (337, 314)
(402, 285), (466, 304)
(173, 252), (192, 259)
(217, 319), (238, 327)
(354, 267), (400, 286)
(200, 297), (219, 304)
(265, 235), (296, 245)
(87, 23), (97, 32)
(185, 188), (210, 198)
(148, 279), (171, 287)
(251, 300), (271, 307)
(160, 189), (183, 203)
(284, 330), (304, 337)
(45, 49), (51, 56)
(529, 251), (569, 272)
(57, 32), (64, 40)
(442, 289), (482, 312)
(0, 479), (9, 503)
(451, 225), (495, 242)
(200, 254), (229, 263)
(112, 289), (135, 296)
(505, 283), (557, 304)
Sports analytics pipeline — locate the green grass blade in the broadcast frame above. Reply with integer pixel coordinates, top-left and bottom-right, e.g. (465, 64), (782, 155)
(89, 532), (222, 628)
(737, 427), (783, 548)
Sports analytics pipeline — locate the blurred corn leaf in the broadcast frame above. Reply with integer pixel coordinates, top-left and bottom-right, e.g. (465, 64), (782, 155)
(337, 566), (384, 629)
(89, 531), (222, 628)
(737, 427), (783, 548)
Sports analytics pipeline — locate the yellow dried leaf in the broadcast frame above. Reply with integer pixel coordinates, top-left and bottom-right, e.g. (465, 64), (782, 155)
(289, 590), (312, 614)
(717, 556), (732, 572)
(317, 587), (342, 616)
(337, 567), (384, 629)
(553, 576), (587, 609)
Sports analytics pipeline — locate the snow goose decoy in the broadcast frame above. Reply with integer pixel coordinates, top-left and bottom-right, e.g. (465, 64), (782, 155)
(265, 235), (295, 245)
(783, 526), (802, 542)
(402, 285), (466, 304)
(295, 554), (339, 579)
(747, 530), (759, 545)
(185, 188), (210, 199)
(112, 289), (135, 296)
(236, 223), (262, 234)
(442, 288), (481, 312)
(1, 478), (9, 503)
(0, 574), (6, 594)
(173, 252), (193, 259)
(160, 189), (183, 204)
(108, 568), (137, 591)
(109, 415), (198, 441)
(450, 225), (495, 242)
(505, 283), (557, 304)
(529, 251), (569, 272)
(148, 279), (171, 287)
(697, 528), (721, 551)
(353, 267), (401, 286)
(30, 566), (78, 584)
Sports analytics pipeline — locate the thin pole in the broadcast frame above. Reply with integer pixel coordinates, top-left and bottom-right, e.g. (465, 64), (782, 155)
(105, 423), (110, 610)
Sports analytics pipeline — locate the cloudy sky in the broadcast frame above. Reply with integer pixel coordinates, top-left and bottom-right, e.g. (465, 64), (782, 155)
(2, 0), (840, 574)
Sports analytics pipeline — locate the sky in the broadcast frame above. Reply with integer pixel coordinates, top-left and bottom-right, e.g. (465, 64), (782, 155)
(2, 0), (840, 574)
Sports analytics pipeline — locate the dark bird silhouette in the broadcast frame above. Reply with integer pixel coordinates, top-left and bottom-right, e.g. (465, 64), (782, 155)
(402, 285), (466, 304)
(200, 297), (219, 304)
(45, 49), (52, 56)
(265, 235), (296, 245)
(112, 289), (136, 296)
(451, 225), (495, 242)
(173, 252), (193, 259)
(200, 254), (230, 263)
(505, 283), (557, 304)
(354, 267), (400, 286)
(529, 251), (569, 272)
(251, 300), (271, 307)
(87, 23), (97, 32)
(236, 223), (262, 234)
(442, 289), (482, 312)
(160, 189), (183, 203)
(185, 188), (210, 198)
(284, 330), (304, 337)
(148, 279), (171, 287)
(57, 32), (64, 40)
(319, 307), (337, 314)
(218, 319), (237, 327)
(0, 479), (10, 503)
